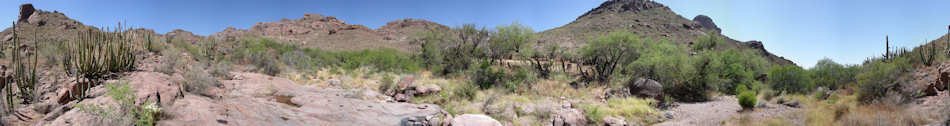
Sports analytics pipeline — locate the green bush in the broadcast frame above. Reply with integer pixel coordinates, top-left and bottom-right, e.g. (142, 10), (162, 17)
(698, 49), (769, 95)
(855, 57), (910, 102)
(692, 34), (723, 51)
(339, 48), (420, 73)
(248, 50), (281, 76)
(768, 65), (813, 94)
(472, 61), (504, 89)
(738, 90), (757, 110)
(453, 83), (478, 101)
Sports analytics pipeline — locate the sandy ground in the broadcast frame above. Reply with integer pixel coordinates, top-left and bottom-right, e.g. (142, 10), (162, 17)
(653, 96), (800, 126)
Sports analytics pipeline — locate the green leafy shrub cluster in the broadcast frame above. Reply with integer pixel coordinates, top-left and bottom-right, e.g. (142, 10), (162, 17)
(855, 57), (910, 102)
(808, 58), (859, 90)
(768, 65), (813, 94)
(222, 36), (421, 75)
(698, 49), (769, 95)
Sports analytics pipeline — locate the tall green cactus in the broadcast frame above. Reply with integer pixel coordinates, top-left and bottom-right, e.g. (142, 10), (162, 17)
(919, 40), (937, 66)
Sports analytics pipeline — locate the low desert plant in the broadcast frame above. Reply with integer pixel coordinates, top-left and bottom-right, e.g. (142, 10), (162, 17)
(738, 86), (757, 110)
(74, 82), (161, 126)
(155, 48), (181, 75)
(584, 97), (661, 125)
(209, 61), (232, 80)
(182, 65), (220, 97)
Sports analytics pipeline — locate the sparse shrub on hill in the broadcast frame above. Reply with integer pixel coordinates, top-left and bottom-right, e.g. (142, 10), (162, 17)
(582, 31), (641, 83)
(768, 65), (813, 94)
(855, 57), (910, 103)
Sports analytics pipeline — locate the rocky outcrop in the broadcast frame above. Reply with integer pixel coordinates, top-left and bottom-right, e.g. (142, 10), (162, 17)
(692, 15), (721, 34)
(578, 0), (666, 20)
(18, 4), (35, 23)
(157, 72), (447, 126)
(450, 114), (502, 126)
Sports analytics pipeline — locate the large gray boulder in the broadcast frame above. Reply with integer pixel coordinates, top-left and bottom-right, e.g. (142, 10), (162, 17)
(629, 78), (664, 102)
(450, 114), (502, 126)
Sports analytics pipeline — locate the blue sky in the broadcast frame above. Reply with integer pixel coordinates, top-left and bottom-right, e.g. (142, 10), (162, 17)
(0, 0), (948, 68)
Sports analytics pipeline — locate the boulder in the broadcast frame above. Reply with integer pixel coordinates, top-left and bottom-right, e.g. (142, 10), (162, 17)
(603, 116), (627, 126)
(628, 78), (664, 101)
(550, 107), (586, 126)
(450, 114), (502, 126)
(692, 15), (721, 33)
(783, 101), (800, 108)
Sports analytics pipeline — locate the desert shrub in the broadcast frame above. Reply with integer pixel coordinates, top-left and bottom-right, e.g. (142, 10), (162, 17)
(737, 85), (757, 110)
(209, 61), (232, 80)
(583, 105), (606, 125)
(73, 82), (161, 126)
(582, 31), (642, 82)
(155, 48), (181, 75)
(809, 58), (858, 90)
(504, 66), (536, 92)
(182, 65), (220, 96)
(625, 39), (703, 101)
(472, 61), (504, 89)
(769, 65), (813, 94)
(855, 57), (910, 102)
(378, 75), (395, 94)
(339, 48), (420, 73)
(248, 50), (281, 76)
(692, 34), (723, 51)
(279, 50), (314, 72)
(453, 83), (478, 101)
(698, 49), (769, 95)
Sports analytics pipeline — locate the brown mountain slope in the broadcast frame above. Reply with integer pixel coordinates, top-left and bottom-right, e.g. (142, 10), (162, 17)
(539, 0), (795, 65)
(211, 14), (448, 52)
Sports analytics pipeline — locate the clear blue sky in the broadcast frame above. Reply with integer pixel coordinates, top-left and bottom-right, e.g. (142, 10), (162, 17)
(0, 0), (948, 68)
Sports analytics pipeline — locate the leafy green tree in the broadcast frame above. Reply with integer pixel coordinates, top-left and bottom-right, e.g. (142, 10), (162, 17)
(692, 34), (723, 51)
(809, 58), (857, 90)
(582, 31), (642, 82)
(488, 22), (535, 64)
(768, 65), (813, 94)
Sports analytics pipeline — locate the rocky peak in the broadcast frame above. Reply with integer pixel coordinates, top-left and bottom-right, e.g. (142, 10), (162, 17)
(577, 0), (666, 19)
(692, 15), (721, 34)
(18, 4), (35, 23)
